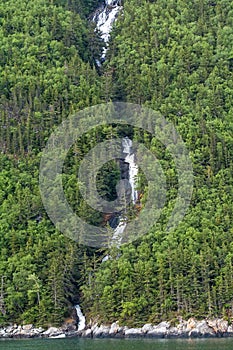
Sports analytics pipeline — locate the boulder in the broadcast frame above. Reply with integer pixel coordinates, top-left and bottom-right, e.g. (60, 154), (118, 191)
(42, 327), (62, 337)
(16, 324), (41, 338)
(5, 326), (14, 334)
(91, 323), (99, 332)
(189, 320), (215, 337)
(0, 329), (7, 338)
(109, 322), (120, 335)
(36, 327), (44, 334)
(30, 328), (44, 337)
(124, 328), (143, 338)
(93, 325), (110, 338)
(50, 334), (66, 339)
(226, 325), (233, 337)
(187, 318), (197, 331)
(207, 318), (229, 335)
(207, 319), (218, 333)
(146, 321), (170, 338)
(177, 319), (188, 334)
(114, 326), (127, 338)
(82, 329), (92, 338)
(217, 319), (228, 334)
(141, 324), (154, 334)
(22, 324), (33, 331)
(12, 327), (21, 335)
(167, 326), (181, 338)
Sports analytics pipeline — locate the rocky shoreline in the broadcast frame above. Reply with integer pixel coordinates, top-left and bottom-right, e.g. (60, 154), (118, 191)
(1, 318), (233, 339)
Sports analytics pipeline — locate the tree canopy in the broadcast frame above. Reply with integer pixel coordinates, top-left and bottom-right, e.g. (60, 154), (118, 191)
(0, 0), (233, 327)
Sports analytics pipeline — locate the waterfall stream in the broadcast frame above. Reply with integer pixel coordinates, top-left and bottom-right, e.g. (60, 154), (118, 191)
(111, 138), (138, 245)
(75, 305), (86, 331)
(93, 0), (122, 58)
(122, 137), (138, 205)
(93, 4), (139, 247)
(88, 2), (140, 267)
(103, 138), (139, 253)
(74, 1), (130, 323)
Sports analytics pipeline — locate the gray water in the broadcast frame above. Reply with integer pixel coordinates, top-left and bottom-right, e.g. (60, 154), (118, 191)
(0, 338), (233, 350)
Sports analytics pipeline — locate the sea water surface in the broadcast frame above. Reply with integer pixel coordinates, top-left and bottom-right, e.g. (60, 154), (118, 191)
(0, 338), (233, 350)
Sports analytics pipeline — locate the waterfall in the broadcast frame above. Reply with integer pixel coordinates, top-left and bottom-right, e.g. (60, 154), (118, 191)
(111, 137), (138, 244)
(75, 305), (86, 331)
(122, 137), (138, 204)
(111, 220), (127, 245)
(102, 138), (138, 255)
(93, 0), (122, 58)
(92, 3), (139, 255)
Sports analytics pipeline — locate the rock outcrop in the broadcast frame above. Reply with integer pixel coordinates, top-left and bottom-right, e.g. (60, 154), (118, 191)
(0, 317), (232, 339)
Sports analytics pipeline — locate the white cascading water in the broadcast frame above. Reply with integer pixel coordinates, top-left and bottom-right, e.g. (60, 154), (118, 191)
(111, 220), (127, 246)
(93, 4), (139, 252)
(93, 0), (122, 58)
(102, 138), (138, 259)
(122, 137), (138, 204)
(108, 137), (138, 248)
(75, 305), (86, 331)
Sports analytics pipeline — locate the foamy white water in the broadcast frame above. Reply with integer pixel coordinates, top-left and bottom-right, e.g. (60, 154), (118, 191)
(75, 305), (86, 331)
(110, 137), (138, 247)
(122, 137), (139, 204)
(93, 0), (122, 57)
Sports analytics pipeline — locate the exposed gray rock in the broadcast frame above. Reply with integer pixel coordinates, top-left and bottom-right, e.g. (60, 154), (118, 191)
(206, 319), (228, 335)
(81, 329), (92, 338)
(146, 321), (170, 338)
(12, 327), (20, 335)
(114, 325), (127, 338)
(186, 318), (197, 331)
(141, 323), (154, 334)
(91, 323), (99, 332)
(93, 325), (111, 338)
(177, 318), (188, 334)
(125, 328), (143, 338)
(1, 317), (233, 340)
(5, 326), (14, 334)
(0, 329), (7, 338)
(0, 324), (45, 339)
(109, 322), (119, 335)
(50, 334), (66, 339)
(167, 326), (182, 338)
(22, 324), (33, 330)
(31, 328), (44, 336)
(217, 319), (228, 334)
(189, 320), (215, 337)
(226, 325), (233, 337)
(42, 327), (62, 337)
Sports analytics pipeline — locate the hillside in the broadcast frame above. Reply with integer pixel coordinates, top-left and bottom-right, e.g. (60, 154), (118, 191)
(0, 0), (233, 328)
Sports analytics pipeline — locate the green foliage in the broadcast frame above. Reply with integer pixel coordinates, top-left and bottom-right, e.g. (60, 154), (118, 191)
(1, 0), (233, 328)
(0, 0), (104, 326)
(0, 0), (103, 155)
(81, 0), (233, 325)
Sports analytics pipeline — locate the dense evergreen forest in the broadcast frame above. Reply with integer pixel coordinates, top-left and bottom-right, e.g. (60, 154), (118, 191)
(0, 0), (233, 328)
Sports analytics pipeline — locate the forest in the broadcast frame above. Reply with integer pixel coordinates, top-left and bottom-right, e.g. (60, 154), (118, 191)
(0, 0), (233, 328)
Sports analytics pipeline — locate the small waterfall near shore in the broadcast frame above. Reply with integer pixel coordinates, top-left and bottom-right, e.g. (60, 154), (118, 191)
(75, 305), (86, 331)
(93, 0), (122, 58)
